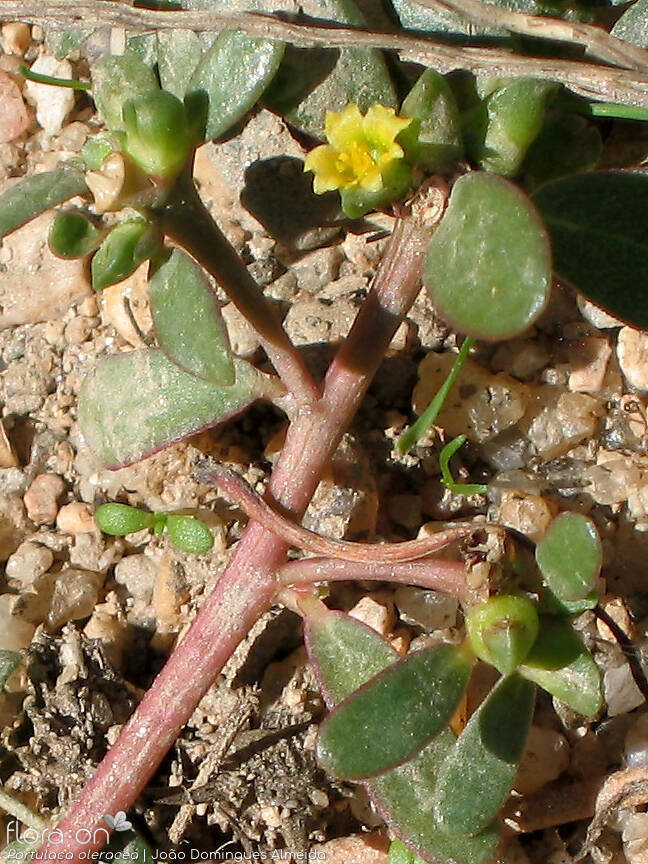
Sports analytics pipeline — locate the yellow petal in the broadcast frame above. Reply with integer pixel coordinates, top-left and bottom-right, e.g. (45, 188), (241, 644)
(362, 104), (412, 153)
(325, 103), (365, 151)
(304, 144), (347, 194)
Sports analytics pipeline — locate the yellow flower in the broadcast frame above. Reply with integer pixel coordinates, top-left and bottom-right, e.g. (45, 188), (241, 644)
(304, 103), (412, 195)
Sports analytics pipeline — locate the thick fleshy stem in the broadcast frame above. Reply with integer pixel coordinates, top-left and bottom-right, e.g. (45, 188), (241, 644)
(159, 167), (320, 410)
(277, 556), (470, 599)
(39, 179), (447, 860)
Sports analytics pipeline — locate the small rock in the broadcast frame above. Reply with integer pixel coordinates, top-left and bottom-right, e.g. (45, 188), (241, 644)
(523, 388), (603, 460)
(152, 555), (188, 631)
(491, 338), (551, 381)
(618, 327), (648, 391)
(623, 811), (648, 864)
(604, 663), (645, 717)
(0, 419), (18, 468)
(413, 352), (530, 443)
(221, 302), (260, 358)
(24, 473), (66, 525)
(85, 152), (127, 214)
(47, 568), (104, 629)
(84, 605), (127, 669)
(64, 315), (93, 344)
(0, 205), (91, 329)
(114, 554), (157, 603)
(567, 336), (612, 394)
(625, 713), (648, 768)
(349, 596), (395, 637)
(1, 22), (31, 55)
(514, 725), (570, 795)
(24, 55), (75, 135)
(0, 594), (36, 651)
(311, 831), (390, 863)
(0, 70), (30, 143)
(395, 587), (458, 630)
(578, 294), (623, 329)
(99, 261), (151, 346)
(596, 596), (633, 641)
(0, 494), (31, 561)
(56, 501), (96, 534)
(584, 451), (641, 507)
(5, 541), (53, 589)
(498, 490), (557, 544)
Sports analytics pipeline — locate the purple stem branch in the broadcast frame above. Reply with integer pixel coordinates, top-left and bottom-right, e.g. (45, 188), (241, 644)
(210, 468), (475, 563)
(277, 556), (470, 599)
(40, 180), (447, 860)
(159, 168), (320, 409)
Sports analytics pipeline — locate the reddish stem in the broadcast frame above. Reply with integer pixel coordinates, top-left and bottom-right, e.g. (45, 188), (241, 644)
(160, 168), (320, 409)
(40, 180), (447, 860)
(210, 468), (475, 563)
(277, 556), (470, 599)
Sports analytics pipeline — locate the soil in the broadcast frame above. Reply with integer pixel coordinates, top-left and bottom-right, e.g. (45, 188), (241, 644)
(1, 21), (648, 864)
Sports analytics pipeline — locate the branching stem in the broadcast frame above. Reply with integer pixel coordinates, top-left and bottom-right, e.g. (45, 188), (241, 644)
(159, 169), (320, 409)
(39, 180), (448, 861)
(277, 556), (470, 598)
(210, 467), (475, 562)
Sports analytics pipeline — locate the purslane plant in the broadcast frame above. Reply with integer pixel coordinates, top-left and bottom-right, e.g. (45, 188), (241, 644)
(0, 2), (646, 859)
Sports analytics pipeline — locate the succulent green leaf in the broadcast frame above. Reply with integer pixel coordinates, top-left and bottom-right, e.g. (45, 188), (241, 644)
(538, 588), (599, 617)
(466, 79), (558, 176)
(166, 515), (214, 554)
(304, 600), (499, 864)
(45, 27), (94, 60)
(612, 0), (648, 48)
(370, 737), (500, 864)
(303, 597), (398, 704)
(81, 133), (121, 170)
(188, 30), (284, 141)
(157, 30), (203, 99)
(434, 673), (535, 836)
(399, 69), (463, 172)
(49, 211), (104, 259)
(0, 650), (20, 690)
(535, 512), (602, 602)
(532, 171), (648, 329)
(317, 644), (472, 779)
(149, 248), (234, 385)
(425, 172), (551, 340)
(91, 221), (152, 291)
(91, 54), (159, 131)
(0, 167), (88, 241)
(262, 0), (396, 139)
(466, 595), (539, 675)
(122, 91), (194, 179)
(522, 112), (601, 187)
(94, 503), (156, 536)
(78, 350), (280, 469)
(389, 840), (425, 864)
(519, 617), (602, 716)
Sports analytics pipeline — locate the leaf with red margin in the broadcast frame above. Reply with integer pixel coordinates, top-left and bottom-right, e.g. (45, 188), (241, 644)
(78, 349), (281, 468)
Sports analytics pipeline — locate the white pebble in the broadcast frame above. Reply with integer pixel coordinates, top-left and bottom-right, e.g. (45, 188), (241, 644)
(0, 594), (35, 651)
(5, 541), (53, 589)
(24, 55), (75, 136)
(618, 327), (648, 391)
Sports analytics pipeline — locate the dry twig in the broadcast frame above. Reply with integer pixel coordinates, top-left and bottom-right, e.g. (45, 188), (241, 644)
(2, 0), (648, 108)
(415, 0), (648, 72)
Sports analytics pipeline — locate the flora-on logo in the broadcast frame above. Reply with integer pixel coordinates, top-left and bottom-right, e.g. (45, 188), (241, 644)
(104, 811), (132, 832)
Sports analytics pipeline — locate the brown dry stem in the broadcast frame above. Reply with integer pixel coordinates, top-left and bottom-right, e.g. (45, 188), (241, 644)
(3, 0), (648, 108)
